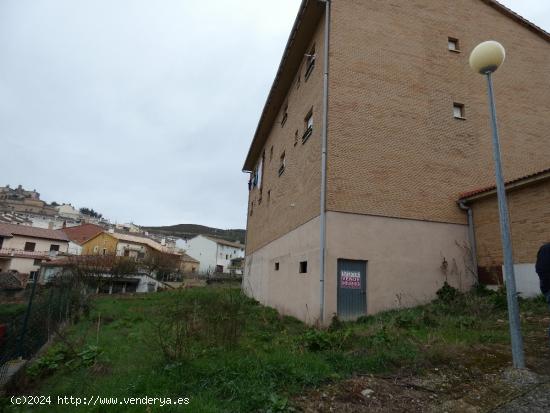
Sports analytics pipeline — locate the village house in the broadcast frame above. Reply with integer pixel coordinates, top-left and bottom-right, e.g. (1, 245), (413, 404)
(459, 168), (550, 297)
(61, 223), (105, 255)
(81, 230), (174, 259)
(0, 223), (69, 282)
(242, 0), (550, 324)
(55, 203), (82, 220)
(184, 235), (244, 274)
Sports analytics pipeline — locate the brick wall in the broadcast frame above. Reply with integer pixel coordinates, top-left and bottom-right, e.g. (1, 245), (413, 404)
(471, 178), (550, 269)
(245, 0), (550, 254)
(327, 0), (550, 223)
(245, 18), (326, 254)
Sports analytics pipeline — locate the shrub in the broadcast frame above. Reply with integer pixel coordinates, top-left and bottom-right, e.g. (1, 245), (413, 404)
(301, 329), (354, 352)
(436, 282), (460, 303)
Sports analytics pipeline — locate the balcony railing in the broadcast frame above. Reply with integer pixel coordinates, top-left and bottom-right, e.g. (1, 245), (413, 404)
(0, 248), (54, 259)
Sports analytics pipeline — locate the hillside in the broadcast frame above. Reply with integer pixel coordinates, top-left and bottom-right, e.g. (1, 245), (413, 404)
(143, 223), (246, 244)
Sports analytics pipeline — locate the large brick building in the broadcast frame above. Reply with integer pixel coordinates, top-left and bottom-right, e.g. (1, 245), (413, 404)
(242, 0), (550, 324)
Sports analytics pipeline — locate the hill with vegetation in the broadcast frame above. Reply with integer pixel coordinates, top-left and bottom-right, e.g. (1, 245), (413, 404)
(143, 224), (245, 244)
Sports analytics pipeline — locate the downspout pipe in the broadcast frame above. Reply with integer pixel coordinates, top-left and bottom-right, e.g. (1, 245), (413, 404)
(459, 201), (479, 280)
(319, 0), (331, 324)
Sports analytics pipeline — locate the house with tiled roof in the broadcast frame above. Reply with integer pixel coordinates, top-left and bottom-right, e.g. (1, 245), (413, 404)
(459, 168), (550, 296)
(0, 223), (69, 282)
(242, 0), (550, 324)
(61, 223), (105, 255)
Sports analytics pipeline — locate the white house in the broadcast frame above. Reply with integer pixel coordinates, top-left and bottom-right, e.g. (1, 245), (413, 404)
(184, 235), (244, 274)
(0, 223), (69, 281)
(55, 204), (82, 220)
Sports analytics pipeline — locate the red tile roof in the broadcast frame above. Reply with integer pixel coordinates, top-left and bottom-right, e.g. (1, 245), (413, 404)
(0, 223), (69, 241)
(459, 167), (550, 200)
(61, 224), (104, 245)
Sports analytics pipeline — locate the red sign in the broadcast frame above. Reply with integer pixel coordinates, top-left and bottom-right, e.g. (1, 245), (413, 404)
(341, 270), (361, 289)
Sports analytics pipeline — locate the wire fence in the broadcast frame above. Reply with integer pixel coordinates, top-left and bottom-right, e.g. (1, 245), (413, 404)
(0, 275), (91, 387)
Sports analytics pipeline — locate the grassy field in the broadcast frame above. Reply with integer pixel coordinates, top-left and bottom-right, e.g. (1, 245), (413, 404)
(1, 283), (548, 412)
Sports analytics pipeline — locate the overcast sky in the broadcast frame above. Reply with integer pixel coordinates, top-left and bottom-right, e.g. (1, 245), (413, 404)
(1, 1), (548, 229)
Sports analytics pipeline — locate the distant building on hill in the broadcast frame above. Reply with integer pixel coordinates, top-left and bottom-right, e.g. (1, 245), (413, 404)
(0, 185), (56, 216)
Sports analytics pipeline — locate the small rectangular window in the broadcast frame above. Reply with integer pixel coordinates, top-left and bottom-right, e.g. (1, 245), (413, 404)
(275, 262), (280, 271)
(303, 110), (313, 143)
(267, 190), (271, 203)
(299, 261), (308, 274)
(33, 259), (42, 266)
(453, 103), (465, 119)
(448, 37), (460, 52)
(279, 152), (286, 176)
(24, 242), (36, 252)
(281, 103), (288, 126)
(305, 44), (316, 80)
(270, 146), (273, 161)
(50, 244), (60, 252)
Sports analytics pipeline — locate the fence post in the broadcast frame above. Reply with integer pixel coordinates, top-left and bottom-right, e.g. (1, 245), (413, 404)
(17, 274), (39, 358)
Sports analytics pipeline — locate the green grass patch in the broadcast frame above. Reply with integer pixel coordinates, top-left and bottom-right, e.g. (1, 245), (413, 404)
(1, 284), (547, 412)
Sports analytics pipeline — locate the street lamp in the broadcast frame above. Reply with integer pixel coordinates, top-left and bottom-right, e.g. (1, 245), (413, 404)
(470, 40), (525, 369)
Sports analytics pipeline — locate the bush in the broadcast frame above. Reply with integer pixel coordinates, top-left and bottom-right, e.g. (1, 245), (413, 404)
(436, 282), (460, 303)
(301, 329), (354, 352)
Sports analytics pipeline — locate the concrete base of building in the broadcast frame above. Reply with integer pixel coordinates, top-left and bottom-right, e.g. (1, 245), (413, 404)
(243, 211), (474, 326)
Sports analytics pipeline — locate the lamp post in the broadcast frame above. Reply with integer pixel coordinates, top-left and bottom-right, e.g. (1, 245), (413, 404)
(469, 41), (525, 369)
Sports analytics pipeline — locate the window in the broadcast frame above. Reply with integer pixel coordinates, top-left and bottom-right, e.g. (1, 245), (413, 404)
(24, 242), (36, 252)
(299, 261), (308, 274)
(281, 103), (288, 126)
(93, 246), (99, 253)
(279, 152), (286, 176)
(448, 37), (460, 52)
(138, 252), (145, 259)
(303, 110), (313, 143)
(267, 190), (271, 203)
(0, 237), (3, 249)
(275, 262), (280, 271)
(270, 146), (274, 161)
(294, 130), (299, 146)
(29, 271), (38, 282)
(305, 44), (316, 80)
(33, 259), (42, 266)
(102, 248), (107, 255)
(226, 254), (229, 259)
(453, 103), (465, 119)
(50, 244), (60, 252)
(296, 71), (301, 89)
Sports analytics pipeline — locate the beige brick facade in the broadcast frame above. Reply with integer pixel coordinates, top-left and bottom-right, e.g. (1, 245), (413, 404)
(327, 0), (550, 224)
(470, 178), (550, 270)
(243, 0), (550, 322)
(246, 0), (550, 255)
(245, 16), (325, 255)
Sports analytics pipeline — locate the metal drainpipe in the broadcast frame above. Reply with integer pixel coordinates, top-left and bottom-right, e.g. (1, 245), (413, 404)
(459, 201), (479, 280)
(319, 0), (331, 324)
